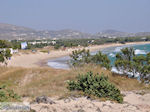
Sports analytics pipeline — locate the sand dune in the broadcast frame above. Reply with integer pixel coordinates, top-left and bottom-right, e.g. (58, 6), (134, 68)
(31, 91), (150, 112)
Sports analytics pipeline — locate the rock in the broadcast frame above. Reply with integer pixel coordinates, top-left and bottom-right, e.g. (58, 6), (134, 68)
(35, 96), (55, 104)
(77, 109), (85, 112)
(30, 109), (37, 112)
(64, 98), (71, 103)
(96, 107), (102, 112)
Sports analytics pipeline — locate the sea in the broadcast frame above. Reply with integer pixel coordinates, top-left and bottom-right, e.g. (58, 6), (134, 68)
(47, 43), (150, 71)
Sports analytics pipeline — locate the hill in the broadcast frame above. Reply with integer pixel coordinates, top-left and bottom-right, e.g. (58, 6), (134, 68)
(0, 23), (150, 40)
(0, 23), (37, 40)
(96, 29), (135, 38)
(0, 23), (93, 40)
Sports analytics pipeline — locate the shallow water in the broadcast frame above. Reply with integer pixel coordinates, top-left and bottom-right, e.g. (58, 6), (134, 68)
(47, 43), (150, 70)
(47, 56), (70, 69)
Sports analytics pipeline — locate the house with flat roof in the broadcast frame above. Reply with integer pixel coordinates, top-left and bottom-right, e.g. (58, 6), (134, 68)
(21, 42), (28, 49)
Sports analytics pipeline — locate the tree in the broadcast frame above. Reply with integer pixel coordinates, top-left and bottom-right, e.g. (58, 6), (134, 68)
(11, 40), (21, 49)
(92, 51), (111, 69)
(54, 44), (61, 49)
(0, 40), (12, 65)
(115, 47), (150, 81)
(70, 49), (91, 66)
(115, 48), (135, 76)
(0, 40), (12, 48)
(70, 49), (111, 70)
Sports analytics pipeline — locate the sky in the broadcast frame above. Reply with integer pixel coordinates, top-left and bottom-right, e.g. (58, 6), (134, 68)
(0, 0), (150, 33)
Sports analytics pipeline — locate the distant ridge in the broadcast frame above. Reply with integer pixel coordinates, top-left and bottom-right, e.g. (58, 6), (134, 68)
(96, 29), (135, 37)
(0, 23), (36, 40)
(0, 23), (150, 40)
(0, 23), (93, 40)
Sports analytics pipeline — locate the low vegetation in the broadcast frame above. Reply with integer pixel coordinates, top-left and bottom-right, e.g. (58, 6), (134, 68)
(67, 71), (123, 103)
(70, 48), (150, 82)
(0, 85), (20, 102)
(6, 35), (150, 50)
(0, 65), (148, 100)
(52, 36), (150, 49)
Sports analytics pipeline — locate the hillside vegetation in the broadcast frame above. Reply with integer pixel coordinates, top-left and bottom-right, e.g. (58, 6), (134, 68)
(0, 65), (149, 99)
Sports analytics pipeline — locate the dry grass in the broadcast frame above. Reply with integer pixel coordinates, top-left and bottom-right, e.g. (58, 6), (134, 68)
(71, 64), (148, 91)
(0, 65), (149, 99)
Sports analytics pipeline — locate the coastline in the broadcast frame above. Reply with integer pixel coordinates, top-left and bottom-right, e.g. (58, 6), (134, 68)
(7, 41), (150, 68)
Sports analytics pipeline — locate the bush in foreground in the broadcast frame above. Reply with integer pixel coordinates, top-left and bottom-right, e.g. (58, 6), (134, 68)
(0, 85), (20, 102)
(67, 72), (123, 103)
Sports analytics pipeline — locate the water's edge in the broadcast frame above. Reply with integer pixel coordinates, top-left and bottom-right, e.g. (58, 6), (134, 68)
(47, 43), (150, 70)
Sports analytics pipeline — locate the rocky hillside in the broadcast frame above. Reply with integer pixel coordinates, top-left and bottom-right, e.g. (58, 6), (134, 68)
(0, 23), (150, 40)
(0, 23), (36, 40)
(0, 23), (93, 40)
(96, 29), (135, 37)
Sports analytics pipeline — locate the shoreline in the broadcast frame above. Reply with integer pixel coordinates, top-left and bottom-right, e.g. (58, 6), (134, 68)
(7, 41), (150, 68)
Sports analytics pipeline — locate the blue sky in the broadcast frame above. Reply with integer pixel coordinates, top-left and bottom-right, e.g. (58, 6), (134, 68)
(0, 0), (150, 33)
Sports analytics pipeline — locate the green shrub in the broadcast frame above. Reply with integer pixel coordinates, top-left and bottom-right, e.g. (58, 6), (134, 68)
(70, 49), (111, 70)
(92, 51), (111, 70)
(0, 85), (20, 102)
(115, 47), (150, 81)
(70, 49), (91, 66)
(54, 44), (61, 49)
(67, 72), (123, 103)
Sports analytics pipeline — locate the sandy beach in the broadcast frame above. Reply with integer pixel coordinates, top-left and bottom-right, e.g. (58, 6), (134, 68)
(7, 41), (150, 68)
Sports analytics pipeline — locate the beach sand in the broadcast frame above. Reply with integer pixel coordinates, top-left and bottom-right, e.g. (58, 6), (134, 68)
(7, 41), (150, 68)
(31, 91), (150, 112)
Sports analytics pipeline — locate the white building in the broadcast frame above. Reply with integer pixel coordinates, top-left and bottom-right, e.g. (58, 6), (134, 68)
(21, 42), (28, 49)
(0, 48), (18, 54)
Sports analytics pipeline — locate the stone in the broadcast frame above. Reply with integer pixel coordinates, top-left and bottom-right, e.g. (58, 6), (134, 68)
(35, 96), (55, 104)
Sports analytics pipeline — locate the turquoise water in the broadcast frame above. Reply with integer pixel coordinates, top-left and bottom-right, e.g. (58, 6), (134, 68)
(102, 44), (150, 66)
(47, 43), (150, 70)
